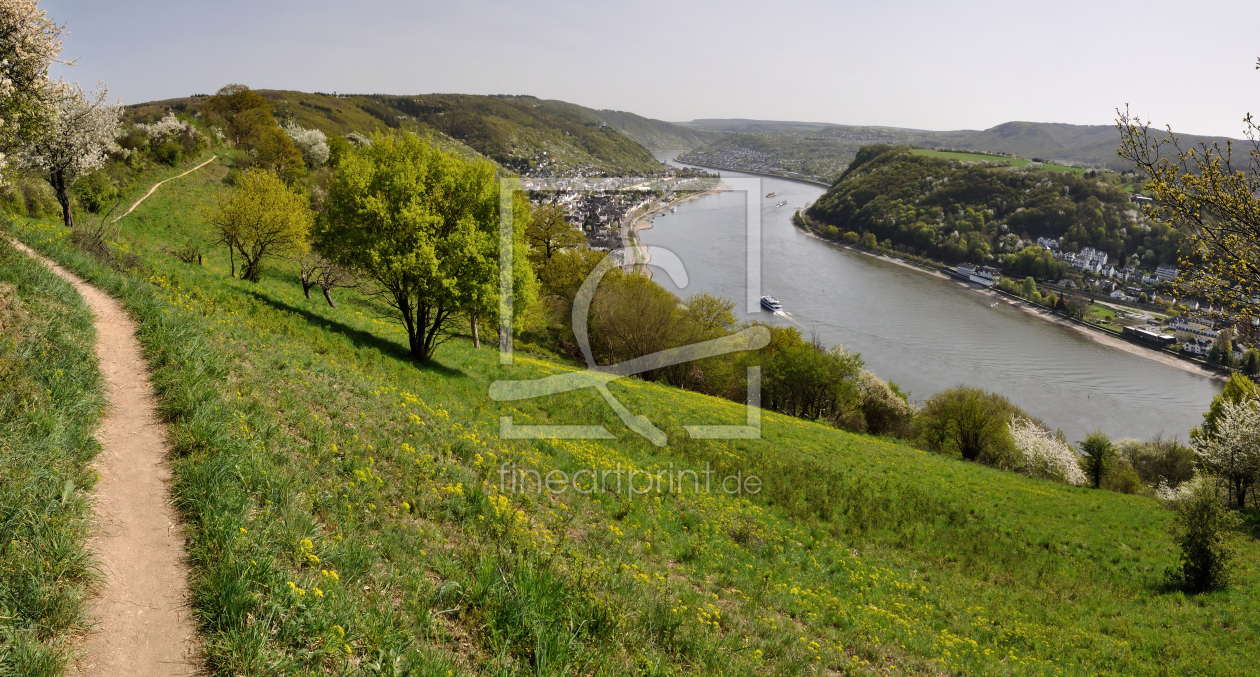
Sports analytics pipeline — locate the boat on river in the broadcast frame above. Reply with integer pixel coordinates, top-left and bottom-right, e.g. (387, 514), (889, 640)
(765, 192), (777, 198)
(760, 295), (783, 312)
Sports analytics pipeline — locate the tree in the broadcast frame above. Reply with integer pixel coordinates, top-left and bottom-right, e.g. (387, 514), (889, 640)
(0, 0), (67, 178)
(283, 120), (330, 168)
(525, 203), (585, 264)
(1117, 98), (1260, 326)
(916, 387), (1018, 465)
(1167, 476), (1241, 593)
(297, 251), (354, 307)
(253, 125), (305, 183)
(208, 169), (312, 282)
(1194, 373), (1259, 439)
(1193, 399), (1260, 508)
(204, 84), (272, 148)
(19, 82), (120, 227)
(1009, 416), (1086, 485)
(318, 131), (535, 362)
(1243, 348), (1260, 376)
(1079, 431), (1116, 489)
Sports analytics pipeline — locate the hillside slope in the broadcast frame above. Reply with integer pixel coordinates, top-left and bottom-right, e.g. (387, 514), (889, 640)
(5, 153), (1258, 675)
(129, 90), (675, 176)
(805, 144), (1185, 266)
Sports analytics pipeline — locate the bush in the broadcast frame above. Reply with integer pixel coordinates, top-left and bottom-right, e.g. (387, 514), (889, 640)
(857, 370), (912, 436)
(1117, 435), (1196, 489)
(1167, 477), (1241, 593)
(1008, 416), (1085, 485)
(70, 171), (119, 213)
(154, 139), (182, 165)
(1079, 431), (1116, 489)
(916, 387), (1021, 466)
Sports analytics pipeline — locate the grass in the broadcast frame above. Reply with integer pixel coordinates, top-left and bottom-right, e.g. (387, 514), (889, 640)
(3, 152), (1259, 675)
(0, 236), (105, 675)
(911, 149), (1087, 174)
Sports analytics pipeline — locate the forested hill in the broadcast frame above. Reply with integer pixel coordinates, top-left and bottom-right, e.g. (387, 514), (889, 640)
(128, 90), (670, 176)
(805, 145), (1188, 269)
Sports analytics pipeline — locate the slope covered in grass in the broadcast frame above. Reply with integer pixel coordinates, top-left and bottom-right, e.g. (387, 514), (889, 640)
(6, 153), (1258, 675)
(0, 237), (104, 675)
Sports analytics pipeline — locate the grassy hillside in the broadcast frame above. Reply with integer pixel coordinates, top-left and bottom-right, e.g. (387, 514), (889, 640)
(0, 236), (105, 674)
(130, 91), (671, 176)
(4, 152), (1259, 675)
(552, 103), (711, 151)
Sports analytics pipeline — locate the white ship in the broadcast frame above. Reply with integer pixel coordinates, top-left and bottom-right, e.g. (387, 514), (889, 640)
(760, 295), (783, 312)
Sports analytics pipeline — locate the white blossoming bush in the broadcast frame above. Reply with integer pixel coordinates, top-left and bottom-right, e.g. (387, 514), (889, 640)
(1009, 416), (1086, 485)
(131, 112), (205, 165)
(282, 120), (329, 168)
(1193, 400), (1260, 508)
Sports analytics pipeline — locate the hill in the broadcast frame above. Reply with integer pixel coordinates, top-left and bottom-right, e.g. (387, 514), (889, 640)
(4, 147), (1258, 675)
(676, 119), (1245, 181)
(805, 144), (1186, 269)
(129, 90), (680, 176)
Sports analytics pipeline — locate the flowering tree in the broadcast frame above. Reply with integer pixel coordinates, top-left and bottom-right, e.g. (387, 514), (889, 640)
(283, 120), (329, 168)
(1009, 416), (1086, 485)
(1193, 400), (1260, 508)
(20, 82), (121, 227)
(0, 0), (67, 178)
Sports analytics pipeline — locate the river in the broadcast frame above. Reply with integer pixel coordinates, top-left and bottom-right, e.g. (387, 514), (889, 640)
(639, 153), (1221, 442)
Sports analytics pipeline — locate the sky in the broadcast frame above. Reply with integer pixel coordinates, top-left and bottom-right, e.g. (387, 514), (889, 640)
(44, 0), (1258, 137)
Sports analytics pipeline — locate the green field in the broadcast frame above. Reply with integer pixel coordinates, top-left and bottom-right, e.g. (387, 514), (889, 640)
(912, 148), (1087, 173)
(0, 236), (105, 674)
(4, 152), (1259, 675)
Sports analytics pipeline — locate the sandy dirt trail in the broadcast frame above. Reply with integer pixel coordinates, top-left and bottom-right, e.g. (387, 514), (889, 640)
(8, 238), (201, 676)
(113, 155), (217, 222)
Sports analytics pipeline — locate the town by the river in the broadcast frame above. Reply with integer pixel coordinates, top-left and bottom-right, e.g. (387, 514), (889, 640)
(640, 153), (1222, 443)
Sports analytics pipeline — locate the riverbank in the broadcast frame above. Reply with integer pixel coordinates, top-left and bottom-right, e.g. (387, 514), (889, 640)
(793, 218), (1226, 382)
(670, 156), (834, 188)
(625, 184), (730, 272)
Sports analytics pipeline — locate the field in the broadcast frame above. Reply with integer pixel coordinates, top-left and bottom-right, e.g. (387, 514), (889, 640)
(0, 236), (104, 674)
(4, 152), (1259, 675)
(911, 149), (1086, 174)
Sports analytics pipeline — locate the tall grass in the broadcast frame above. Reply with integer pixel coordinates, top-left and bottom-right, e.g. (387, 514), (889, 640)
(0, 237), (105, 676)
(3, 152), (1258, 675)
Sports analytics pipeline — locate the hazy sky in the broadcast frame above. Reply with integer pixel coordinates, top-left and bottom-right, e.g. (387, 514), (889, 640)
(44, 0), (1258, 137)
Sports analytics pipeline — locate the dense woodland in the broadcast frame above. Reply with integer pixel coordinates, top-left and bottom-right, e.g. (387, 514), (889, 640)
(806, 145), (1188, 272)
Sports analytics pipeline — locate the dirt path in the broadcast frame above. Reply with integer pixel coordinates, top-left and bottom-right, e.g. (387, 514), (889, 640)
(7, 238), (201, 675)
(113, 155), (217, 222)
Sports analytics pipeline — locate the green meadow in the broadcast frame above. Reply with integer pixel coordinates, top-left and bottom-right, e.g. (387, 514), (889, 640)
(4, 152), (1258, 675)
(911, 149), (1086, 174)
(0, 236), (104, 675)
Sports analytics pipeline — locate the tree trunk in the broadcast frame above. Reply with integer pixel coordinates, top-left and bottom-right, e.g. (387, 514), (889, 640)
(471, 313), (480, 349)
(302, 280), (314, 300)
(322, 286), (337, 308)
(53, 173), (73, 228)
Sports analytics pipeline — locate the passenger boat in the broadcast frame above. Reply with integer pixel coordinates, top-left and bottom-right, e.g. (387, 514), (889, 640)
(775, 200), (788, 207)
(760, 295), (782, 312)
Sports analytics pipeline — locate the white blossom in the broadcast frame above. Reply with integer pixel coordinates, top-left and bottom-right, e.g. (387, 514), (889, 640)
(19, 80), (121, 225)
(134, 111), (200, 145)
(0, 0), (69, 178)
(283, 120), (329, 168)
(1193, 400), (1260, 504)
(1009, 416), (1086, 485)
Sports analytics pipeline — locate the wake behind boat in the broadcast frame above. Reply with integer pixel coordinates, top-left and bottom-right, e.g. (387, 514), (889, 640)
(760, 295), (783, 312)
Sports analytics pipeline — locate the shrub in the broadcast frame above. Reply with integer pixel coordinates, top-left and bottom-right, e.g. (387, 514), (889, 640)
(857, 370), (913, 436)
(1167, 476), (1241, 593)
(1079, 431), (1116, 489)
(70, 171), (119, 213)
(154, 139), (182, 165)
(1009, 416), (1085, 485)
(1117, 435), (1196, 489)
(282, 120), (330, 168)
(916, 387), (1020, 466)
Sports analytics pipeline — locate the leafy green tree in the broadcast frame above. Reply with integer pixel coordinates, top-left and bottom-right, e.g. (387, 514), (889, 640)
(205, 84), (273, 148)
(1243, 348), (1260, 376)
(525, 203), (585, 264)
(208, 169), (311, 281)
(1168, 478), (1241, 593)
(1079, 431), (1116, 489)
(253, 124), (305, 183)
(917, 387), (1018, 465)
(319, 131), (535, 362)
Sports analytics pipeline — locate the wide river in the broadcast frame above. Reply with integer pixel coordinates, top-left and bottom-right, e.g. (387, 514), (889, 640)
(639, 153), (1221, 442)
